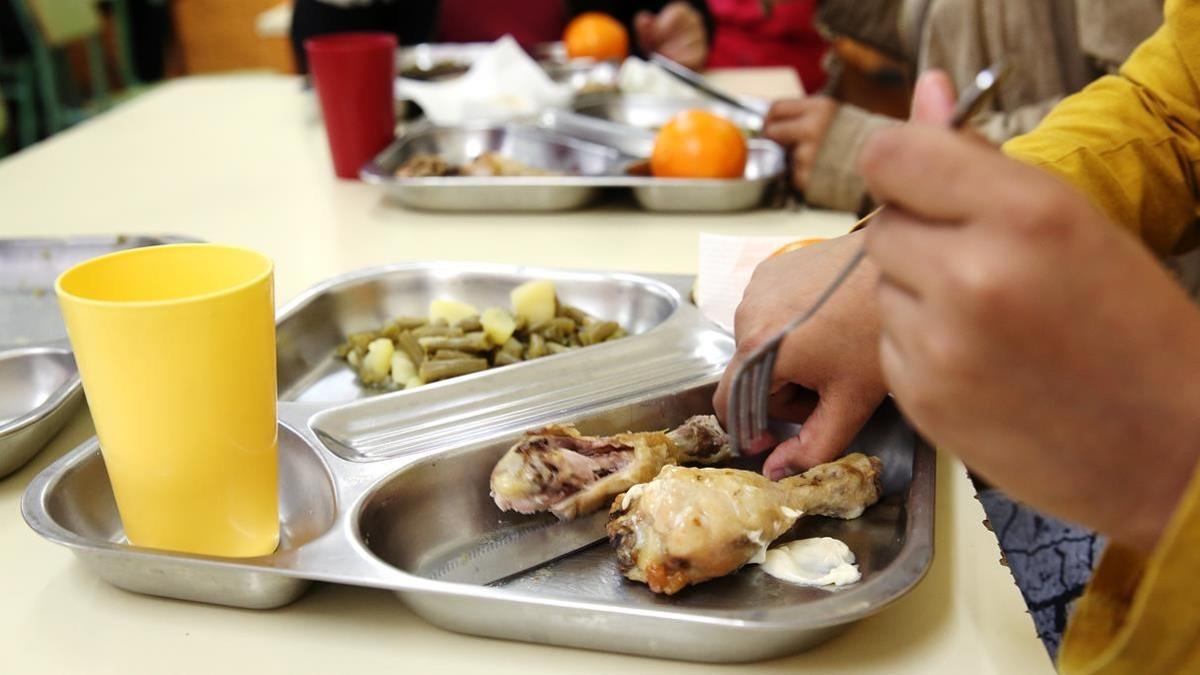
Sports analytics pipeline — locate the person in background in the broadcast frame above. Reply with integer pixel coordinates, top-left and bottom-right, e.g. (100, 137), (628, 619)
(705, 0), (829, 92)
(717, 0), (1198, 664)
(289, 0), (713, 73)
(764, 0), (1162, 214)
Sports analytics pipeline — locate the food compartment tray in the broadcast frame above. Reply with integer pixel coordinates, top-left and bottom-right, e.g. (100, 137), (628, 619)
(22, 422), (338, 609)
(24, 380), (932, 662)
(360, 123), (630, 211)
(23, 264), (933, 663)
(276, 261), (686, 406)
(359, 388), (932, 662)
(538, 110), (785, 211)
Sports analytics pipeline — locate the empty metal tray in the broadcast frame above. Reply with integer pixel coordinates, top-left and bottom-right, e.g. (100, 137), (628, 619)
(0, 235), (196, 477)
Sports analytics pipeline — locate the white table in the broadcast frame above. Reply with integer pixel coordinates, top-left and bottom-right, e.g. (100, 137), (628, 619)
(0, 71), (1052, 674)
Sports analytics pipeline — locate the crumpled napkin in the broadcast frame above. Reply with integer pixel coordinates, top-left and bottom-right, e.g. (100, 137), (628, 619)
(694, 233), (804, 333)
(616, 56), (703, 99)
(396, 35), (573, 125)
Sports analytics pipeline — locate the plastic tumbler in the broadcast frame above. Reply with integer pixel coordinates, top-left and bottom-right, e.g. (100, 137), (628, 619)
(55, 244), (279, 557)
(306, 32), (398, 179)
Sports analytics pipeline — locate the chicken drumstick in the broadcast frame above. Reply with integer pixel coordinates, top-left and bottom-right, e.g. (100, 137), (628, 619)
(607, 453), (883, 594)
(490, 415), (732, 520)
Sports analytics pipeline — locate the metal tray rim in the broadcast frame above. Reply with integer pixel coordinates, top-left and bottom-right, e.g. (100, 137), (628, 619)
(0, 346), (78, 436)
(22, 419), (935, 633)
(20, 434), (344, 578)
(1, 234), (203, 474)
(275, 260), (683, 325)
(359, 121), (784, 188)
(20, 261), (935, 657)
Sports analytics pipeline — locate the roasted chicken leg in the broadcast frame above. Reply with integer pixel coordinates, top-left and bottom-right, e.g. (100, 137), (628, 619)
(607, 453), (883, 594)
(490, 415), (732, 520)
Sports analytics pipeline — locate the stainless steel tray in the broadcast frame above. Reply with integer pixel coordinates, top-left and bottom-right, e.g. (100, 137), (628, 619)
(0, 235), (196, 478)
(360, 123), (630, 212)
(23, 263), (934, 662)
(539, 109), (785, 211)
(395, 42), (618, 94)
(362, 113), (785, 212)
(573, 93), (764, 133)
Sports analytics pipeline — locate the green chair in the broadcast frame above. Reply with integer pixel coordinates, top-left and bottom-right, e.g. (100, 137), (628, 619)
(0, 81), (8, 155)
(0, 28), (39, 149)
(10, 0), (146, 134)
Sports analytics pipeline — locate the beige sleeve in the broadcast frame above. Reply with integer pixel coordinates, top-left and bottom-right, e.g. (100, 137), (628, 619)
(805, 105), (898, 213)
(916, 0), (1090, 144)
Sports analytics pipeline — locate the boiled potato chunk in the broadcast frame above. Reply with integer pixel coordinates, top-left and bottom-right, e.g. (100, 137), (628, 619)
(361, 338), (395, 383)
(480, 307), (517, 345)
(390, 351), (419, 387)
(429, 299), (480, 325)
(510, 280), (556, 324)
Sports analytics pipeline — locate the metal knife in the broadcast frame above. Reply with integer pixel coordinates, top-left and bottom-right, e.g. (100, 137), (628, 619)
(649, 53), (769, 119)
(428, 510), (609, 586)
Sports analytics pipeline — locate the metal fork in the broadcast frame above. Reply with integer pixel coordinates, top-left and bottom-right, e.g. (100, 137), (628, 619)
(724, 61), (1010, 455)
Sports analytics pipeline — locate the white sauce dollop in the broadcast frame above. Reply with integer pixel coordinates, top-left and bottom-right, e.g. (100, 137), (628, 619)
(754, 537), (861, 587)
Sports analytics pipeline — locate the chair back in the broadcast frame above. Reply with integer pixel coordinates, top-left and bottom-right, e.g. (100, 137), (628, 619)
(0, 81), (9, 138)
(25, 0), (101, 46)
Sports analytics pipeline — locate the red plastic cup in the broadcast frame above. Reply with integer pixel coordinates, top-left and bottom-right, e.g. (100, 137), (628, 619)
(305, 32), (398, 179)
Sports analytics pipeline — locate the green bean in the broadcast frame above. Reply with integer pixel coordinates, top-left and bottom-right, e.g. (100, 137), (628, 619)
(418, 332), (491, 353)
(383, 317), (428, 338)
(433, 349), (475, 360)
(338, 288), (630, 389)
(338, 331), (377, 358)
(580, 320), (619, 346)
(411, 324), (464, 338)
(493, 349), (521, 367)
(532, 317), (576, 342)
(526, 333), (548, 359)
(557, 304), (591, 325)
(390, 316), (428, 329)
(456, 316), (483, 332)
(395, 331), (426, 365)
(547, 342), (576, 355)
(419, 357), (488, 382)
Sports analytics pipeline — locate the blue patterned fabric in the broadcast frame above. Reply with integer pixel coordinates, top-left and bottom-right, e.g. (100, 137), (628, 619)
(977, 489), (1106, 659)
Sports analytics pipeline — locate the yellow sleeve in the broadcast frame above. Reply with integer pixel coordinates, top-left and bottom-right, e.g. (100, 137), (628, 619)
(1058, 460), (1200, 675)
(1002, 0), (1200, 256)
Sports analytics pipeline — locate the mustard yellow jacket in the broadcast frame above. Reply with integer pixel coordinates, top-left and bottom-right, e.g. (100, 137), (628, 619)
(1005, 1), (1200, 672)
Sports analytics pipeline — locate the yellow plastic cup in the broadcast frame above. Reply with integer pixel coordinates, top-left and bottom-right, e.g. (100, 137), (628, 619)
(56, 244), (279, 557)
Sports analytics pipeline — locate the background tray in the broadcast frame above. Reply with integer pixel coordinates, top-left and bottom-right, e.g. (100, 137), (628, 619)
(0, 235), (196, 478)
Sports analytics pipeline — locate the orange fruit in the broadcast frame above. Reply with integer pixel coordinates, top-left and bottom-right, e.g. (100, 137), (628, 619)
(650, 110), (749, 179)
(563, 13), (629, 61)
(770, 238), (826, 257)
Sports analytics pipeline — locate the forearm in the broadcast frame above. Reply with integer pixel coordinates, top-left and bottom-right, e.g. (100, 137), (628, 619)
(806, 105), (897, 212)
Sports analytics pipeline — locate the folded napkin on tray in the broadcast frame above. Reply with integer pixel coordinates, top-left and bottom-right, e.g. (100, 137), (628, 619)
(695, 233), (810, 334)
(397, 36), (573, 125)
(617, 57), (703, 99)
